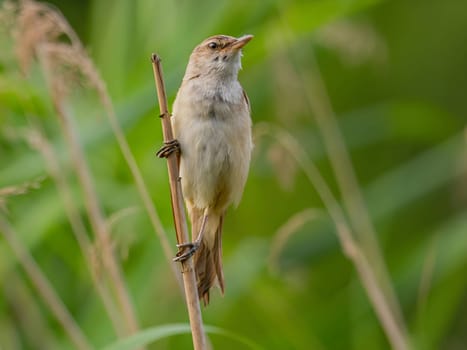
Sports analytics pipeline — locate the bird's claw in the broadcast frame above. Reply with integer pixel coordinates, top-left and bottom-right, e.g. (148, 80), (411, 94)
(157, 139), (180, 158)
(173, 241), (200, 262)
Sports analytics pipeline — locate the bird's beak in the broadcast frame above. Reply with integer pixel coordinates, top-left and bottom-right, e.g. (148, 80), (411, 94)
(230, 35), (254, 51)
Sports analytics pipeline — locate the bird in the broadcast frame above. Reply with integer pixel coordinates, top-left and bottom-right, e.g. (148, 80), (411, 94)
(157, 34), (253, 305)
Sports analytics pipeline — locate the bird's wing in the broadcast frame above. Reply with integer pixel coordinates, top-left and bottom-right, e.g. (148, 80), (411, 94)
(242, 89), (251, 111)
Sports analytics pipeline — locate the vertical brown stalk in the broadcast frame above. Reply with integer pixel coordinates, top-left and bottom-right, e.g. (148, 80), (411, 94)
(270, 8), (411, 347)
(27, 128), (124, 336)
(151, 54), (206, 350)
(51, 96), (139, 336)
(256, 121), (411, 350)
(297, 58), (410, 350)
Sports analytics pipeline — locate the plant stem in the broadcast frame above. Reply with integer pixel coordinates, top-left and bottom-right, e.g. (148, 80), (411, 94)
(297, 55), (410, 349)
(26, 128), (125, 336)
(256, 123), (410, 350)
(51, 95), (139, 336)
(151, 54), (206, 350)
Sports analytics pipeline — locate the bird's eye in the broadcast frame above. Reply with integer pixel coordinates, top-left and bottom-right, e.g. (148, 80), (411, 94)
(208, 42), (218, 49)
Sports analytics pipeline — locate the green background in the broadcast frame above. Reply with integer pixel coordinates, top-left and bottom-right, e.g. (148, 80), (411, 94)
(1, 0), (466, 349)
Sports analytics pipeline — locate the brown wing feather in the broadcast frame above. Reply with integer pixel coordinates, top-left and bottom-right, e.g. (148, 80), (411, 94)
(213, 214), (225, 294)
(242, 89), (250, 111)
(188, 205), (203, 241)
(194, 241), (216, 306)
(193, 213), (225, 305)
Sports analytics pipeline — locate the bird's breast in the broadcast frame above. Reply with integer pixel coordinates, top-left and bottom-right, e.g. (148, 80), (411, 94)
(172, 84), (252, 210)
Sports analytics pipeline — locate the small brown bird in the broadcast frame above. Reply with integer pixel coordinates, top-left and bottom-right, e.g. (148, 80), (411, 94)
(158, 35), (253, 305)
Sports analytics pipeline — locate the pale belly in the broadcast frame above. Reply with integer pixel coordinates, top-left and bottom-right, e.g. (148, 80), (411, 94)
(177, 116), (251, 212)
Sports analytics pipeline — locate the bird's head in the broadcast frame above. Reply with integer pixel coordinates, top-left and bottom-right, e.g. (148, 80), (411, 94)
(185, 34), (253, 79)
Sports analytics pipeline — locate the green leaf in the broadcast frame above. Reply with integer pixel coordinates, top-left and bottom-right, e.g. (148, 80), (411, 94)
(102, 323), (262, 350)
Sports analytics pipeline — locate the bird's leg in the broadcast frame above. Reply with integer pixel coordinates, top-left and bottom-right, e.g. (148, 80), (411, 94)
(174, 212), (208, 262)
(156, 139), (180, 158)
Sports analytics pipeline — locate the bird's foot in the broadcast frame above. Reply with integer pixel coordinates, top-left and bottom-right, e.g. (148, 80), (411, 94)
(156, 139), (180, 158)
(173, 241), (200, 262)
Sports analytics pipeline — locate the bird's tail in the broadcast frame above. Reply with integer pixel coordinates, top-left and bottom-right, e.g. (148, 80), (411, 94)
(190, 207), (224, 306)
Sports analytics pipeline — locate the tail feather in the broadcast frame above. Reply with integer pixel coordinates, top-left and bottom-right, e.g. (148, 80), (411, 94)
(194, 242), (216, 305)
(213, 215), (225, 294)
(192, 211), (225, 306)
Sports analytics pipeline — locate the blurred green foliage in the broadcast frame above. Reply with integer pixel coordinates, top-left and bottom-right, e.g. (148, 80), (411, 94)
(1, 0), (466, 349)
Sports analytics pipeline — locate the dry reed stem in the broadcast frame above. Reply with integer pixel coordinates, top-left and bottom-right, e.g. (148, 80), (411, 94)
(297, 56), (406, 324)
(272, 10), (409, 347)
(36, 36), (139, 333)
(26, 127), (125, 336)
(151, 54), (206, 350)
(48, 91), (139, 335)
(270, 25), (404, 325)
(0, 215), (92, 350)
(255, 123), (410, 350)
